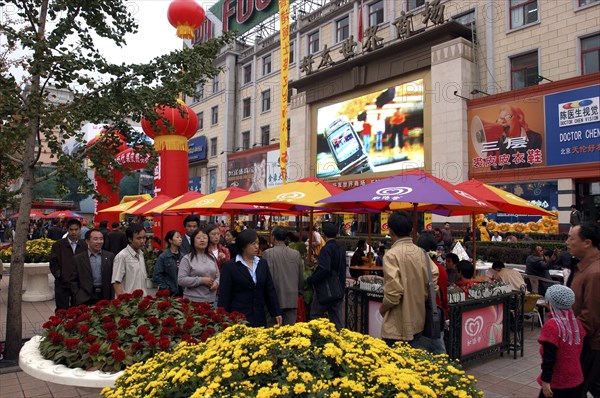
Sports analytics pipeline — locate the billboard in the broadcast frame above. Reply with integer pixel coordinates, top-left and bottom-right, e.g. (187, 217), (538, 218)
(544, 85), (600, 166)
(469, 97), (546, 171)
(209, 0), (291, 35)
(188, 177), (202, 192)
(188, 136), (207, 163)
(461, 304), (504, 356)
(315, 79), (425, 178)
(227, 152), (267, 191)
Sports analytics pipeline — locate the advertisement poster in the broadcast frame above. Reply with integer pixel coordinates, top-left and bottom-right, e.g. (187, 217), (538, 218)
(469, 97), (546, 172)
(368, 300), (383, 339)
(480, 180), (558, 234)
(266, 150), (285, 189)
(188, 176), (201, 193)
(544, 85), (600, 166)
(227, 152), (267, 192)
(461, 304), (504, 356)
(315, 79), (424, 178)
(380, 213), (389, 234)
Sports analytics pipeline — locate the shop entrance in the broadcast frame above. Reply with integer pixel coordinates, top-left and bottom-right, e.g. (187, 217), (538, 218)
(576, 180), (600, 224)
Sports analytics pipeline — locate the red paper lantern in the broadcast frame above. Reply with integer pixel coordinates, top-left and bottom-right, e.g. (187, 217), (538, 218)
(86, 129), (128, 153)
(141, 101), (198, 140)
(167, 0), (206, 39)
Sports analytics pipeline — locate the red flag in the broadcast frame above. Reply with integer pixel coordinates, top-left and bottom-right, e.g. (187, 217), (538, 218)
(358, 0), (363, 43)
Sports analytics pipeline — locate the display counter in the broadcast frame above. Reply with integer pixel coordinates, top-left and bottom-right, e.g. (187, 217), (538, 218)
(344, 285), (525, 362)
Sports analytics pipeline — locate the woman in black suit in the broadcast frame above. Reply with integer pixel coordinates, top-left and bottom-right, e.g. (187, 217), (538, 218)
(218, 229), (282, 327)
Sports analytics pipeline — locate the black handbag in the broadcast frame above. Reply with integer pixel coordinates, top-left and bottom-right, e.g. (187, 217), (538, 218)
(314, 272), (344, 305)
(422, 250), (443, 339)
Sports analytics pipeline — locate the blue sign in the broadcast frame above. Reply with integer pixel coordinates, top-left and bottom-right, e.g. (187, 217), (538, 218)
(488, 181), (558, 225)
(188, 136), (207, 163)
(188, 177), (201, 193)
(545, 85), (600, 166)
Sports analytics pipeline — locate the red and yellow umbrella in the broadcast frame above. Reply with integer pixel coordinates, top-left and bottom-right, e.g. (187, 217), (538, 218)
(127, 195), (174, 216)
(143, 191), (205, 215)
(43, 210), (84, 219)
(454, 180), (554, 216)
(169, 187), (265, 214)
(227, 177), (350, 211)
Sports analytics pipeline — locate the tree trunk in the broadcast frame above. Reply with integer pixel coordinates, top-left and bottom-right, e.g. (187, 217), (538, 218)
(4, 0), (48, 361)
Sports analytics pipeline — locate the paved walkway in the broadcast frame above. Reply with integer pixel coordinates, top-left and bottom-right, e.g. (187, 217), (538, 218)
(0, 271), (547, 397)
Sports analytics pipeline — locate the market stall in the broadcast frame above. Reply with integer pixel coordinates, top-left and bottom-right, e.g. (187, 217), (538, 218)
(344, 282), (525, 362)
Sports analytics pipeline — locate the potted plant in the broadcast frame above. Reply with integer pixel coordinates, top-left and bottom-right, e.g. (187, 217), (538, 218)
(0, 238), (54, 263)
(36, 290), (245, 373)
(103, 318), (482, 398)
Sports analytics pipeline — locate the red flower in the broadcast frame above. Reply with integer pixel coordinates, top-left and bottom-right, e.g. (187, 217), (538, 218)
(103, 321), (117, 331)
(107, 330), (119, 341)
(131, 342), (145, 351)
(158, 337), (171, 350)
(183, 317), (194, 329)
(144, 334), (158, 346)
(102, 315), (112, 323)
(84, 335), (98, 344)
(147, 316), (160, 326)
(78, 324), (89, 334)
(118, 319), (132, 329)
(199, 318), (209, 325)
(132, 289), (144, 298)
(48, 331), (64, 344)
(65, 338), (80, 350)
(136, 325), (149, 335)
(110, 342), (119, 350)
(173, 326), (183, 335)
(157, 301), (172, 311)
(137, 300), (152, 310)
(42, 321), (52, 329)
(88, 344), (101, 355)
(112, 349), (126, 362)
(95, 299), (110, 307)
(156, 289), (171, 298)
(200, 331), (210, 342)
(64, 320), (77, 331)
(111, 299), (122, 306)
(161, 316), (176, 327)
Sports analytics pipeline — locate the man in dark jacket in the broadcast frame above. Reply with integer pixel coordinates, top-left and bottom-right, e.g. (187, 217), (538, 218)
(98, 220), (111, 250)
(46, 219), (65, 241)
(71, 229), (115, 305)
(106, 221), (127, 255)
(49, 219), (86, 310)
(307, 222), (346, 330)
(525, 245), (552, 295)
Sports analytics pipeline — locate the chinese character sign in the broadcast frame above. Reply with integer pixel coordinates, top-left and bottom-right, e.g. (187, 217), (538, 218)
(461, 304), (504, 356)
(469, 97), (546, 172)
(266, 150), (285, 189)
(279, 0), (290, 183)
(544, 85), (600, 166)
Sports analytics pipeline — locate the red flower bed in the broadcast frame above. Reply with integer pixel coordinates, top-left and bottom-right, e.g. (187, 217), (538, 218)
(38, 290), (245, 372)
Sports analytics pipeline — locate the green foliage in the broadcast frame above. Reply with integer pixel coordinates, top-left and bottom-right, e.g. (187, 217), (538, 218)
(465, 241), (567, 264)
(0, 0), (235, 207)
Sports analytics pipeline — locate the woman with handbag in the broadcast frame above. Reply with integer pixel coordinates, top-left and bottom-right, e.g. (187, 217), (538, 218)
(217, 229), (282, 327)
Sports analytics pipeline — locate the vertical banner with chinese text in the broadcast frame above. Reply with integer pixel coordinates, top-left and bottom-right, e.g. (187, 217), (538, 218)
(279, 0), (290, 183)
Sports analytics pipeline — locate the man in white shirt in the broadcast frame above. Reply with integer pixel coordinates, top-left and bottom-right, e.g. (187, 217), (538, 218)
(491, 231), (503, 242)
(491, 261), (526, 291)
(112, 223), (147, 296)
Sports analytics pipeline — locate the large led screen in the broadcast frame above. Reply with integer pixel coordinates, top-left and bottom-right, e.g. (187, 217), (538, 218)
(315, 79), (425, 178)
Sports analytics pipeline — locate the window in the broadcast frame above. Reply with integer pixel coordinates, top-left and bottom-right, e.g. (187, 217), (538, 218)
(197, 112), (204, 130)
(579, 0), (599, 6)
(242, 97), (251, 118)
(194, 83), (204, 102)
(407, 0), (425, 10)
(212, 74), (220, 93)
(211, 105), (218, 125)
(581, 34), (600, 75)
(243, 64), (252, 84)
(261, 126), (270, 146)
(452, 9), (475, 27)
(510, 51), (538, 89)
(308, 31), (320, 54)
(369, 1), (384, 26)
(210, 138), (217, 157)
(509, 0), (538, 29)
(289, 41), (295, 64)
(336, 16), (350, 42)
(262, 54), (272, 75)
(242, 131), (250, 150)
(261, 90), (271, 112)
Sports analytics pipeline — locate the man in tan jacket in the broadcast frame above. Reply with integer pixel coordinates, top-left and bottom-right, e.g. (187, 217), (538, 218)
(379, 211), (438, 346)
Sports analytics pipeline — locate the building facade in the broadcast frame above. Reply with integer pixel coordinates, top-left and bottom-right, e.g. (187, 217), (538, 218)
(186, 0), (600, 230)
